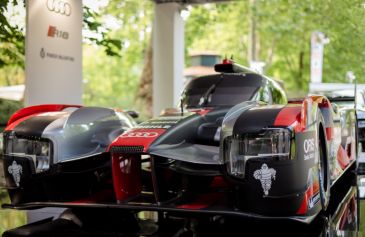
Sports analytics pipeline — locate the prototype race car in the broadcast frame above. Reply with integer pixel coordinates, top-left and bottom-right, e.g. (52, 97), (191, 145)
(108, 60), (357, 223)
(0, 104), (136, 205)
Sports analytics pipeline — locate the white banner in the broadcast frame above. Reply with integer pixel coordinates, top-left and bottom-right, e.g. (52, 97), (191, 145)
(25, 0), (82, 106)
(310, 32), (326, 84)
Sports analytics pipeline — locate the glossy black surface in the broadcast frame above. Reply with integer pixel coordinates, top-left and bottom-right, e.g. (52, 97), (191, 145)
(3, 169), (363, 237)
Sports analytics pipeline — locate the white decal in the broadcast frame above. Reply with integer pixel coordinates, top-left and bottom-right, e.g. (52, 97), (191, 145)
(304, 138), (315, 153)
(304, 138), (315, 160)
(308, 193), (320, 209)
(122, 132), (159, 138)
(8, 161), (23, 187)
(137, 125), (171, 129)
(253, 163), (276, 196)
(46, 0), (72, 16)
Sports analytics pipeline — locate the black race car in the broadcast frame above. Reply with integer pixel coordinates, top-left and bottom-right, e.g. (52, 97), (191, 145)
(108, 60), (357, 223)
(0, 105), (136, 204)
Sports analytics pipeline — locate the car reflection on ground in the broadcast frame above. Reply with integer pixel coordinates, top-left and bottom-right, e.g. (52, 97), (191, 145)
(2, 168), (363, 237)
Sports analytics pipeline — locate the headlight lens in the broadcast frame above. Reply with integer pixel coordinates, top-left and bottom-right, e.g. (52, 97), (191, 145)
(4, 136), (51, 173)
(225, 128), (292, 179)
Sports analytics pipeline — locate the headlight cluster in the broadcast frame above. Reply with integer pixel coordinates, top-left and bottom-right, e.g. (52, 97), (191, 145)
(4, 136), (51, 173)
(224, 128), (292, 179)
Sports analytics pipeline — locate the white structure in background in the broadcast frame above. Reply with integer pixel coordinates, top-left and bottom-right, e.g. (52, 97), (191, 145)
(0, 85), (25, 101)
(153, 3), (184, 116)
(25, 0), (83, 106)
(310, 31), (329, 84)
(183, 51), (221, 83)
(25, 0), (83, 223)
(309, 71), (365, 94)
(249, 61), (266, 74)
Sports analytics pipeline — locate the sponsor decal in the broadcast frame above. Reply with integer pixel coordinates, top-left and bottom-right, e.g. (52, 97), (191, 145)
(304, 138), (315, 160)
(296, 131), (316, 161)
(47, 25), (69, 40)
(308, 193), (320, 209)
(39, 48), (75, 62)
(46, 0), (71, 16)
(8, 161), (22, 187)
(253, 163), (276, 196)
(137, 117), (183, 129)
(122, 132), (159, 138)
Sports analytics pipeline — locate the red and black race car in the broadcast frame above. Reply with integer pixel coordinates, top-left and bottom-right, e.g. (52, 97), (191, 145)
(107, 60), (357, 223)
(0, 105), (136, 204)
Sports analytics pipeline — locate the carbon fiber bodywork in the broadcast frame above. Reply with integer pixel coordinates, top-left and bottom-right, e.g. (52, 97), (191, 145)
(106, 62), (357, 222)
(1, 105), (136, 204)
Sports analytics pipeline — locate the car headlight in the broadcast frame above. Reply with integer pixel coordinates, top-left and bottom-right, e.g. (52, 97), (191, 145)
(4, 136), (51, 174)
(224, 128), (293, 179)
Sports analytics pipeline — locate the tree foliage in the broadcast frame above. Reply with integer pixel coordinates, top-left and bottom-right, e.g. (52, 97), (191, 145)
(83, 1), (153, 118)
(0, 0), (124, 70)
(185, 0), (365, 97)
(1, 0), (364, 114)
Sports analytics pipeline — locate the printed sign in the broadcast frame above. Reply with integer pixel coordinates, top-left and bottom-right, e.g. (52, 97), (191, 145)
(310, 32), (329, 83)
(25, 0), (82, 105)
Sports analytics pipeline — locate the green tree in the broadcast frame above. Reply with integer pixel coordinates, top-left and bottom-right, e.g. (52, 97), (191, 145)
(185, 0), (365, 97)
(83, 1), (153, 118)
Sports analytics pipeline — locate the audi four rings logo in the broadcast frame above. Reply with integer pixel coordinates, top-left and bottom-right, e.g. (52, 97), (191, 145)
(46, 0), (71, 16)
(123, 132), (159, 138)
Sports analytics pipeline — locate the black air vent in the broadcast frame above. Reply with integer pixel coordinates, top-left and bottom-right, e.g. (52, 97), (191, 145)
(110, 146), (144, 154)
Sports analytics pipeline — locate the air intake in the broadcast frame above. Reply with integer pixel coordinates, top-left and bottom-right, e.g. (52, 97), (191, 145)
(109, 146), (144, 154)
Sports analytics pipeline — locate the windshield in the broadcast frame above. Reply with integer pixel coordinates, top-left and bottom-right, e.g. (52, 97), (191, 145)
(181, 74), (263, 108)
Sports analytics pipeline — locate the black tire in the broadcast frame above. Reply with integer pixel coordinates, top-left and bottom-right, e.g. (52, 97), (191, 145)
(318, 117), (330, 211)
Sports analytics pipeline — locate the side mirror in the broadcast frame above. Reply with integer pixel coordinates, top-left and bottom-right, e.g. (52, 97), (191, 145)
(126, 110), (139, 119)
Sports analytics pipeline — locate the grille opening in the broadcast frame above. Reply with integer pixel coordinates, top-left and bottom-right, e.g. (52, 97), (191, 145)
(110, 146), (144, 154)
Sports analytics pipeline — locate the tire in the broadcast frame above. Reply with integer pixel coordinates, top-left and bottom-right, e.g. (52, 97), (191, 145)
(318, 116), (330, 211)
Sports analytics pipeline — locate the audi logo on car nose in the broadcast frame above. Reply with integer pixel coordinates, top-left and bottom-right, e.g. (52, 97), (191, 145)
(123, 132), (159, 138)
(46, 0), (71, 16)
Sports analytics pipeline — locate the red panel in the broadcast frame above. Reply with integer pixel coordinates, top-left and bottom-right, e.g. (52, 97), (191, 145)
(5, 114), (41, 131)
(112, 154), (142, 202)
(7, 104), (81, 127)
(296, 181), (319, 215)
(274, 106), (301, 128)
(190, 108), (213, 116)
(108, 128), (166, 152)
(337, 146), (350, 170)
(325, 127), (334, 140)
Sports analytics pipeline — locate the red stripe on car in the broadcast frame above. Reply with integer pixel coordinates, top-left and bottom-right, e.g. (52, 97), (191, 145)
(296, 181), (320, 215)
(325, 127), (334, 140)
(7, 104), (80, 126)
(274, 106), (301, 131)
